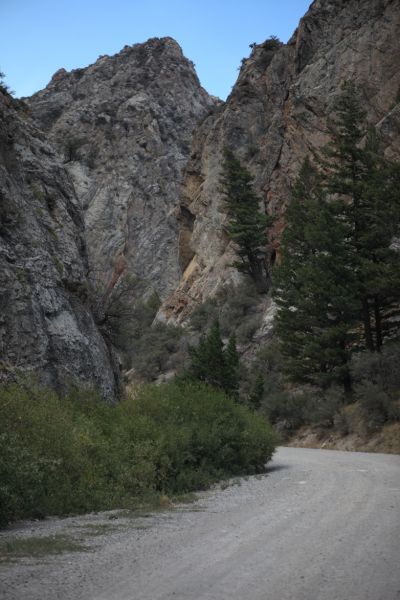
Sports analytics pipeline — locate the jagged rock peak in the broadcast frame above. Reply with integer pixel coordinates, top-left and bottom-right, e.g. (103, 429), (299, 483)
(27, 36), (215, 299)
(45, 36), (200, 92)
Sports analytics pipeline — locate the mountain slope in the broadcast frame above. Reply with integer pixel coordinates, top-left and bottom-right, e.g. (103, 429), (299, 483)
(161, 0), (400, 328)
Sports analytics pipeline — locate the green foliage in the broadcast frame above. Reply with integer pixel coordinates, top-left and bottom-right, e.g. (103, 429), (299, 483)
(189, 298), (218, 332)
(219, 280), (263, 343)
(91, 275), (186, 379)
(127, 383), (276, 491)
(261, 391), (306, 432)
(322, 81), (400, 352)
(188, 321), (240, 399)
(247, 372), (265, 409)
(221, 149), (271, 291)
(261, 36), (282, 51)
(351, 343), (400, 432)
(274, 81), (400, 391)
(274, 157), (357, 391)
(104, 283), (161, 354)
(189, 280), (263, 346)
(0, 382), (276, 526)
(131, 322), (184, 379)
(258, 344), (400, 437)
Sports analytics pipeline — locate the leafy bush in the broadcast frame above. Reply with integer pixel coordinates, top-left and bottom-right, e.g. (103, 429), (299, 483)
(130, 323), (184, 379)
(0, 382), (276, 526)
(125, 383), (277, 491)
(219, 281), (262, 339)
(352, 343), (400, 432)
(352, 343), (400, 395)
(301, 387), (344, 427)
(261, 391), (306, 432)
(189, 298), (218, 332)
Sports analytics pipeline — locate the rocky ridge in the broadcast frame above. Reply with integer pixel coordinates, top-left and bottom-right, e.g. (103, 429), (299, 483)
(2, 0), (399, 393)
(27, 37), (215, 298)
(161, 0), (400, 332)
(0, 91), (117, 399)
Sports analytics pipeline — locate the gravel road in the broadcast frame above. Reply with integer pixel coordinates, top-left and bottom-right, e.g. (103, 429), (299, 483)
(1, 447), (399, 600)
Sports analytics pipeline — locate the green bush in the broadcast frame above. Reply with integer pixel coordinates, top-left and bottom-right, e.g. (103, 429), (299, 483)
(352, 343), (400, 395)
(262, 391), (306, 432)
(352, 343), (400, 432)
(0, 382), (276, 526)
(131, 323), (184, 379)
(189, 298), (218, 332)
(219, 281), (262, 339)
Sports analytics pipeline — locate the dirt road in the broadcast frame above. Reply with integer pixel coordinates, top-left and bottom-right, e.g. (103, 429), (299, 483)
(1, 447), (399, 600)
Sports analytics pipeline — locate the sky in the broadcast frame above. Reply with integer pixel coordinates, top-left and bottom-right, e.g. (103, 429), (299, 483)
(1, 0), (311, 100)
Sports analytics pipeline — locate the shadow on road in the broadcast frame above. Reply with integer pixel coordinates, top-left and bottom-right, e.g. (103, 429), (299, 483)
(264, 463), (290, 474)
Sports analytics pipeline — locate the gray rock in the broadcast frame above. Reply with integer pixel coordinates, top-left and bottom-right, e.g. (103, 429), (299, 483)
(0, 92), (117, 399)
(27, 37), (215, 298)
(161, 0), (400, 329)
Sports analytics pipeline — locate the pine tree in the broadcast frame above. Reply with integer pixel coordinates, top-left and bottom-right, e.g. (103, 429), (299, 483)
(188, 322), (240, 398)
(274, 82), (400, 392)
(274, 158), (358, 392)
(247, 372), (264, 409)
(223, 334), (240, 399)
(322, 81), (400, 350)
(220, 149), (271, 292)
(358, 143), (400, 345)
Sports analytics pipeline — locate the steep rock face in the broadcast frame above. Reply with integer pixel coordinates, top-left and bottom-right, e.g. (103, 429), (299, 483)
(162, 0), (400, 326)
(0, 92), (117, 399)
(27, 38), (215, 297)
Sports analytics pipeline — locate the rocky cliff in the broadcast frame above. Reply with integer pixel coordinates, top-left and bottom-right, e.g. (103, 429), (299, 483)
(6, 0), (399, 389)
(161, 0), (400, 331)
(0, 91), (117, 399)
(27, 37), (215, 298)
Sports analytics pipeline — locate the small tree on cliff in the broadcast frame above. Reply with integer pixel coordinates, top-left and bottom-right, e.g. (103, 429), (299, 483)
(220, 149), (271, 292)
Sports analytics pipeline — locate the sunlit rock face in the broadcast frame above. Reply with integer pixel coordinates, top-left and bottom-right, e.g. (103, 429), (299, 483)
(27, 37), (215, 298)
(160, 0), (400, 327)
(0, 92), (118, 399)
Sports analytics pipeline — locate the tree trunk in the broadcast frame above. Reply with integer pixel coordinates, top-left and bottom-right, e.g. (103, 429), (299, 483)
(250, 259), (269, 294)
(374, 296), (383, 351)
(362, 297), (375, 351)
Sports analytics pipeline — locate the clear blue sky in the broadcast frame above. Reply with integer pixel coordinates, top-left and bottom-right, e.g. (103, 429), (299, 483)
(1, 0), (311, 100)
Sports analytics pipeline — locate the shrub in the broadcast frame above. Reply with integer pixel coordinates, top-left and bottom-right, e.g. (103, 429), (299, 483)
(63, 137), (87, 162)
(351, 343), (400, 432)
(301, 387), (344, 428)
(123, 383), (277, 491)
(130, 323), (184, 379)
(261, 391), (306, 432)
(0, 381), (276, 526)
(189, 298), (218, 332)
(219, 281), (262, 337)
(351, 343), (400, 395)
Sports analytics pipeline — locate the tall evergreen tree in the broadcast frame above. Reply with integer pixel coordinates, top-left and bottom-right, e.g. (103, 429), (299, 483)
(274, 82), (400, 392)
(322, 81), (400, 350)
(274, 158), (358, 391)
(220, 149), (271, 292)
